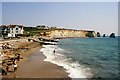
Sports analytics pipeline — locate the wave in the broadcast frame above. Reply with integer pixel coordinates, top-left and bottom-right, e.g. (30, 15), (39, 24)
(40, 45), (92, 78)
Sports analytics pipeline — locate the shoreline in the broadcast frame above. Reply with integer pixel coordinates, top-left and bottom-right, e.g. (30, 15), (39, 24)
(1, 38), (71, 79)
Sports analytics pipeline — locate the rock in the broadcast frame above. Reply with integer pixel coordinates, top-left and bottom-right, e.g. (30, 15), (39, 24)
(110, 33), (115, 38)
(97, 32), (101, 37)
(103, 34), (105, 37)
(49, 29), (96, 38)
(86, 32), (95, 37)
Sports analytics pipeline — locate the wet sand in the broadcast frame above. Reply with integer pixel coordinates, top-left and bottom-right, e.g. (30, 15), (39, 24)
(3, 46), (70, 79)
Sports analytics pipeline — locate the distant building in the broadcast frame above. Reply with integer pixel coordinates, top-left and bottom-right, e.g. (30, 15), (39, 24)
(1, 25), (24, 38)
(36, 25), (49, 29)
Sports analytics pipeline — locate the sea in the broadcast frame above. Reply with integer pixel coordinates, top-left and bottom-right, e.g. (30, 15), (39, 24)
(40, 37), (119, 79)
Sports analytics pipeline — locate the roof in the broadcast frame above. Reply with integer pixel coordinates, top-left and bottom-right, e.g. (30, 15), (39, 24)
(8, 25), (23, 28)
(0, 25), (23, 29)
(0, 25), (7, 27)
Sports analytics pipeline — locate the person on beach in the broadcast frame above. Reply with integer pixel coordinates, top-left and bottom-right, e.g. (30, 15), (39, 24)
(53, 49), (55, 53)
(13, 59), (15, 64)
(13, 63), (17, 72)
(16, 54), (20, 61)
(16, 54), (23, 61)
(1, 68), (7, 75)
(13, 63), (17, 78)
(6, 65), (9, 72)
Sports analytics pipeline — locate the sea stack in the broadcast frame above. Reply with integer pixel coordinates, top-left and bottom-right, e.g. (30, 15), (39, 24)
(103, 34), (105, 37)
(97, 32), (101, 37)
(109, 33), (115, 38)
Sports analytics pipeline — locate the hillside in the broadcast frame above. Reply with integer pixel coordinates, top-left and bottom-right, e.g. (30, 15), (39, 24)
(24, 27), (96, 38)
(48, 29), (96, 38)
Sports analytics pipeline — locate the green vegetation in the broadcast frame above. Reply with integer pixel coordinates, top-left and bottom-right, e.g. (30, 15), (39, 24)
(23, 27), (53, 37)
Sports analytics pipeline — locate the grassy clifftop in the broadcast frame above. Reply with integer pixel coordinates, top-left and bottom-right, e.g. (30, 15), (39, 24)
(23, 27), (96, 38)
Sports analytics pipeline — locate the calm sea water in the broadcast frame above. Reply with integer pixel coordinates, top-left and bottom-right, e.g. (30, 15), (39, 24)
(40, 37), (118, 78)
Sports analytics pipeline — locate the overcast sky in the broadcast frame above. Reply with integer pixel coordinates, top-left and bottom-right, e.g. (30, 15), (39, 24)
(2, 1), (118, 36)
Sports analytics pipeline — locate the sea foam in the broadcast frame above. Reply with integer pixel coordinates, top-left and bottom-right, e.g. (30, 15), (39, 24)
(40, 45), (92, 78)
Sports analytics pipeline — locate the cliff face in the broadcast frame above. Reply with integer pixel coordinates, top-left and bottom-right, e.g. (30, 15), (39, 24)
(48, 29), (96, 38)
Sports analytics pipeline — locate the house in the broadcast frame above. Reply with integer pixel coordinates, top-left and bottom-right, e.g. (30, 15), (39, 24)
(36, 25), (49, 29)
(1, 25), (24, 38)
(1, 25), (9, 37)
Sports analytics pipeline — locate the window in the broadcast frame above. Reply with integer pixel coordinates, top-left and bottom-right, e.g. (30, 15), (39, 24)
(16, 28), (18, 30)
(16, 31), (18, 33)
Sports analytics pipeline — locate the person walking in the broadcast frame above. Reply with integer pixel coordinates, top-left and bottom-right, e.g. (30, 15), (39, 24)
(53, 49), (55, 53)
(13, 63), (17, 72)
(13, 63), (17, 78)
(17, 54), (20, 61)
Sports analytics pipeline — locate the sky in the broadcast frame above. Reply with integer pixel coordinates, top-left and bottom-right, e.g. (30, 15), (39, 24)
(1, 0), (120, 2)
(0, 1), (2, 25)
(118, 2), (120, 35)
(2, 1), (118, 36)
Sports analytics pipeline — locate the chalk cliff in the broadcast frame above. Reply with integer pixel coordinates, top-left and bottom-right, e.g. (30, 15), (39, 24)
(47, 29), (96, 38)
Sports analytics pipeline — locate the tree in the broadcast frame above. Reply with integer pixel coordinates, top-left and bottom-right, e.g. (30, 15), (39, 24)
(37, 25), (46, 29)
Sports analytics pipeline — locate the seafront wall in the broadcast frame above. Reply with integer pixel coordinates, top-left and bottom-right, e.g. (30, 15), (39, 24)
(48, 29), (96, 38)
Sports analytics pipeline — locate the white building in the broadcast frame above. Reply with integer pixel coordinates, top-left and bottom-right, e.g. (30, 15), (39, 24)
(2, 25), (24, 37)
